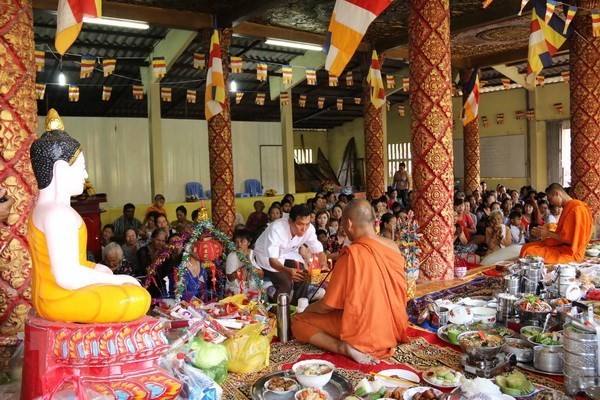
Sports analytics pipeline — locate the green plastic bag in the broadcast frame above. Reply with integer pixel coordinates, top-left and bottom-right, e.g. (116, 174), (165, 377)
(188, 337), (229, 384)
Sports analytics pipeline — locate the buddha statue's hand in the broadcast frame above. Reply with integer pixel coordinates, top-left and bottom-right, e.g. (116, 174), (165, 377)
(114, 274), (142, 286)
(94, 264), (114, 274)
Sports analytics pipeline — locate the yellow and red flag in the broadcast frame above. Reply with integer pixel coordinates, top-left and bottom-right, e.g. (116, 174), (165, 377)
(102, 58), (116, 77)
(280, 92), (290, 106)
(593, 10), (600, 37)
(345, 71), (354, 86)
(68, 85), (79, 102)
(299, 95), (307, 108)
(230, 56), (243, 73)
(482, 0), (494, 9)
(354, 97), (361, 105)
(193, 53), (206, 69)
(255, 93), (265, 105)
(35, 83), (46, 100)
(282, 66), (293, 85)
(318, 97), (325, 109)
(102, 86), (112, 101)
(496, 113), (505, 124)
(386, 75), (395, 89)
(337, 98), (344, 110)
(545, 0), (557, 24)
(561, 71), (570, 82)
(205, 29), (226, 120)
(152, 57), (166, 79)
(187, 90), (197, 104)
(563, 5), (577, 34)
(501, 78), (511, 89)
(402, 77), (410, 92)
(328, 73), (339, 87)
(366, 50), (385, 109)
(235, 92), (244, 104)
(133, 85), (144, 100)
(55, 0), (101, 55)
(306, 68), (317, 85)
(518, 0), (530, 16)
(161, 87), (172, 102)
(461, 69), (480, 126)
(35, 50), (45, 72)
(80, 55), (95, 78)
(256, 63), (268, 81)
(398, 105), (405, 116)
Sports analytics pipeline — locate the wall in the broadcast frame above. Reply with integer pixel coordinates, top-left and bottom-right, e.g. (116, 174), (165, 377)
(294, 130), (329, 161)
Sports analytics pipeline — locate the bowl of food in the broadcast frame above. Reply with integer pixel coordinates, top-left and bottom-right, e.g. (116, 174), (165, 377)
(294, 387), (329, 400)
(403, 386), (443, 400)
(515, 296), (553, 323)
(458, 331), (506, 361)
(462, 299), (489, 308)
(502, 338), (534, 363)
(471, 307), (497, 324)
(520, 326), (543, 339)
(265, 377), (299, 393)
(292, 360), (335, 388)
(527, 331), (563, 348)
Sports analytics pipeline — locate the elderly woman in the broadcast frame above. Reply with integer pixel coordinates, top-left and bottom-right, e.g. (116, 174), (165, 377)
(485, 210), (512, 255)
(121, 228), (140, 273)
(103, 242), (134, 276)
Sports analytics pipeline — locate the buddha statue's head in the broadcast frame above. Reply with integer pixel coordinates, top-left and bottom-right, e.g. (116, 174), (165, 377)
(30, 109), (87, 193)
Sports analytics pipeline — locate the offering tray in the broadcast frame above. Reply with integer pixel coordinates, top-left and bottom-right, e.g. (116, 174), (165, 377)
(251, 370), (352, 400)
(515, 362), (563, 377)
(437, 324), (516, 345)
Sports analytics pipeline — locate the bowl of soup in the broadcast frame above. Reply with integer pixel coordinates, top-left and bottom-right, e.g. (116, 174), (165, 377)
(292, 359), (335, 388)
(457, 331), (506, 361)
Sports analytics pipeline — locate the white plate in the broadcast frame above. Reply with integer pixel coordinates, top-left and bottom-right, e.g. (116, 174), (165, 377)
(376, 369), (420, 388)
(421, 368), (463, 388)
(403, 386), (443, 400)
(448, 306), (473, 325)
(264, 377), (299, 394)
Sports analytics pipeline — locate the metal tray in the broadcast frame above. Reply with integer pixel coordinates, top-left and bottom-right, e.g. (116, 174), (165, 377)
(251, 370), (353, 400)
(516, 361), (564, 376)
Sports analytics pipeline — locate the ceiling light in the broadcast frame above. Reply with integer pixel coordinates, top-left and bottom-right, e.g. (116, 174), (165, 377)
(265, 39), (322, 52)
(83, 17), (149, 30)
(229, 80), (237, 92)
(58, 72), (66, 86)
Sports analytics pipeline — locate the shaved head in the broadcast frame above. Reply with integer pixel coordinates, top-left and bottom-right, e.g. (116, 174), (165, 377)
(546, 183), (565, 194)
(343, 199), (375, 228)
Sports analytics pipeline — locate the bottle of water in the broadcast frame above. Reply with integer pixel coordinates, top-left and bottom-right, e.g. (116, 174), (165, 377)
(276, 293), (291, 343)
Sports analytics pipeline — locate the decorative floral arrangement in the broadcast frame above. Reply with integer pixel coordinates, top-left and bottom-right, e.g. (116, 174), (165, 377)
(396, 210), (422, 298)
(264, 189), (277, 197)
(321, 180), (340, 193)
(82, 179), (94, 197)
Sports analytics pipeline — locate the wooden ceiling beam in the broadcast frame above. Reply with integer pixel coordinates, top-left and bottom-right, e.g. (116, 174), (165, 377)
(452, 46), (529, 69)
(227, 0), (291, 27)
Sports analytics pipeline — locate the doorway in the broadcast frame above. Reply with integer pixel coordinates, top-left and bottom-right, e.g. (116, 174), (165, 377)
(259, 145), (284, 195)
(546, 120), (571, 187)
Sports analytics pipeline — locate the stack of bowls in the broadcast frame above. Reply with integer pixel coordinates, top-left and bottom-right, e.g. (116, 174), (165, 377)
(563, 323), (598, 395)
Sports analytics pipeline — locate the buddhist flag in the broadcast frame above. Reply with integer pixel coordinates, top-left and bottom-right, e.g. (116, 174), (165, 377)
(35, 50), (45, 72)
(482, 116), (488, 127)
(354, 97), (361, 105)
(518, 0), (530, 16)
(515, 110), (525, 119)
(35, 83), (46, 100)
(68, 85), (79, 102)
(255, 93), (265, 106)
(501, 78), (511, 89)
(318, 97), (325, 109)
(187, 90), (196, 104)
(280, 92), (290, 106)
(235, 92), (243, 104)
(324, 0), (392, 76)
(161, 87), (172, 102)
(402, 77), (410, 92)
(133, 85), (144, 100)
(80, 55), (95, 78)
(282, 65), (293, 85)
(593, 10), (600, 37)
(193, 53), (206, 69)
(256, 63), (268, 81)
(345, 71), (354, 86)
(299, 95), (307, 107)
(337, 98), (343, 110)
(482, 0), (494, 9)
(536, 75), (545, 86)
(328, 73), (339, 87)
(55, 0), (101, 55)
(525, 0), (572, 88)
(102, 58), (116, 77)
(230, 56), (243, 73)
(563, 5), (577, 34)
(461, 68), (480, 126)
(386, 100), (391, 111)
(497, 113), (505, 124)
(205, 29), (226, 120)
(554, 102), (563, 113)
(561, 71), (570, 82)
(386, 75), (395, 89)
(398, 105), (405, 116)
(366, 50), (385, 109)
(102, 86), (111, 101)
(152, 57), (166, 79)
(545, 0), (557, 24)
(526, 109), (536, 120)
(306, 68), (317, 85)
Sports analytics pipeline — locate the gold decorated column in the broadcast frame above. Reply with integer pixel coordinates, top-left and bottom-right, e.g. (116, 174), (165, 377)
(363, 56), (386, 200)
(207, 28), (236, 236)
(570, 0), (600, 235)
(409, 0), (455, 280)
(460, 68), (481, 195)
(0, 0), (37, 337)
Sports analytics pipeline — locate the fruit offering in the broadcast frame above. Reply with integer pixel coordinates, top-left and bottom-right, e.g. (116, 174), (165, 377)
(495, 371), (535, 396)
(423, 367), (463, 387)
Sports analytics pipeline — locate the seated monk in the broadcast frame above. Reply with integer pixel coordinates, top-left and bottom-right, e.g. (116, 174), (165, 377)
(28, 109), (150, 323)
(520, 183), (592, 264)
(291, 199), (408, 364)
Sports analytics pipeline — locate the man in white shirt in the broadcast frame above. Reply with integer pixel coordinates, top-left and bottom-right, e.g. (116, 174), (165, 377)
(254, 204), (327, 305)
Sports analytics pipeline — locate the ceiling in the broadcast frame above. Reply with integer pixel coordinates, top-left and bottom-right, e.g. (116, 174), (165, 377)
(32, 0), (570, 130)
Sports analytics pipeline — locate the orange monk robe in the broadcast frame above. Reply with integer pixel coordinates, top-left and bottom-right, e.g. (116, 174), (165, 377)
(145, 205), (167, 219)
(520, 199), (592, 264)
(292, 236), (409, 358)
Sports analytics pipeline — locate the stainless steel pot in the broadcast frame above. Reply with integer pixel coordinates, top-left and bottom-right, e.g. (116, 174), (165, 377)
(533, 345), (563, 373)
(502, 338), (533, 363)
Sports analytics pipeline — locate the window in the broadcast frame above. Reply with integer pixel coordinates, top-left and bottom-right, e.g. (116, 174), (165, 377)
(294, 148), (313, 164)
(388, 142), (412, 178)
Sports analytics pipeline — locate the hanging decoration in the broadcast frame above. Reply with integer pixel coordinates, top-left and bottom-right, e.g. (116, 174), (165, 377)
(518, 0), (530, 15)
(282, 65), (293, 85)
(354, 97), (361, 105)
(501, 78), (511, 89)
(35, 50), (45, 72)
(337, 98), (343, 110)
(461, 68), (480, 126)
(545, 0), (557, 24)
(386, 100), (391, 111)
(402, 77), (410, 92)
(193, 53), (206, 69)
(482, 116), (488, 127)
(398, 105), (405, 116)
(187, 89), (196, 103)
(35, 83), (46, 100)
(205, 29), (225, 120)
(102, 86), (111, 101)
(318, 97), (325, 109)
(553, 102), (563, 113)
(593, 10), (600, 37)
(366, 50), (385, 109)
(345, 71), (354, 86)
(79, 55), (95, 79)
(230, 56), (243, 73)
(299, 94), (307, 107)
(306, 68), (317, 85)
(68, 85), (79, 102)
(561, 70), (570, 82)
(280, 92), (290, 106)
(386, 75), (395, 89)
(235, 92), (244, 104)
(482, 0), (494, 8)
(161, 87), (172, 102)
(496, 113), (505, 124)
(515, 110), (525, 119)
(328, 73), (338, 87)
(563, 5), (577, 34)
(536, 75), (545, 86)
(255, 92), (265, 105)
(55, 0), (101, 55)
(102, 58), (116, 77)
(526, 109), (536, 120)
(256, 63), (268, 81)
(133, 85), (144, 100)
(152, 56), (167, 79)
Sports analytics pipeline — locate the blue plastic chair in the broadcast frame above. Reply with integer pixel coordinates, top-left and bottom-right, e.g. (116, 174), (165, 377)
(245, 179), (262, 196)
(185, 182), (207, 200)
(205, 190), (212, 199)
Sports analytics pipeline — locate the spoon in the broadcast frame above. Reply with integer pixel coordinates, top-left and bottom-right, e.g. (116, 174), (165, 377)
(541, 313), (552, 333)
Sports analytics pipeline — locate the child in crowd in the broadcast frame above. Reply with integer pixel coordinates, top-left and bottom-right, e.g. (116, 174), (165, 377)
(268, 205), (282, 222)
(281, 199), (293, 214)
(328, 218), (339, 235)
(316, 229), (329, 249)
(225, 229), (264, 295)
(145, 194), (167, 219)
(191, 209), (200, 223)
(509, 210), (526, 245)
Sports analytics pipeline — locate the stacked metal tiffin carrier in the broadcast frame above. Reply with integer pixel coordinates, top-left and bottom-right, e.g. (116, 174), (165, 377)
(562, 320), (600, 395)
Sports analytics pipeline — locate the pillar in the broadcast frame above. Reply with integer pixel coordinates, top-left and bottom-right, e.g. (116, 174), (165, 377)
(281, 89), (296, 194)
(570, 1), (600, 236)
(363, 58), (386, 200)
(207, 28), (236, 236)
(409, 0), (454, 280)
(460, 68), (481, 195)
(0, 0), (36, 336)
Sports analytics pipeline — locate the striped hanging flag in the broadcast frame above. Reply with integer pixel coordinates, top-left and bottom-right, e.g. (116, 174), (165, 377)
(461, 69), (480, 126)
(337, 99), (343, 110)
(79, 55), (95, 78)
(402, 77), (410, 92)
(193, 53), (206, 69)
(545, 0), (557, 24)
(102, 86), (111, 101)
(345, 71), (353, 86)
(479, 80), (488, 87)
(398, 105), (405, 116)
(515, 110), (525, 119)
(187, 90), (196, 104)
(386, 100), (391, 111)
(527, 109), (536, 120)
(161, 87), (172, 102)
(280, 92), (290, 106)
(496, 113), (505, 124)
(318, 97), (325, 109)
(133, 85), (144, 100)
(386, 75), (395, 89)
(518, 0), (530, 16)
(553, 102), (563, 113)
(255, 93), (265, 106)
(306, 68), (317, 85)
(354, 97), (361, 105)
(536, 75), (545, 86)
(324, 0), (392, 76)
(561, 71), (570, 82)
(205, 29), (226, 120)
(35, 50), (45, 72)
(102, 58), (116, 77)
(282, 66), (293, 85)
(35, 83), (46, 100)
(366, 50), (385, 109)
(482, 116), (488, 127)
(299, 95), (307, 107)
(68, 85), (79, 102)
(328, 73), (339, 87)
(256, 63), (268, 81)
(563, 5), (577, 34)
(482, 0), (494, 9)
(501, 78), (511, 89)
(152, 57), (166, 79)
(230, 56), (243, 73)
(593, 10), (600, 37)
(525, 0), (572, 87)
(235, 92), (244, 104)
(55, 0), (101, 55)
